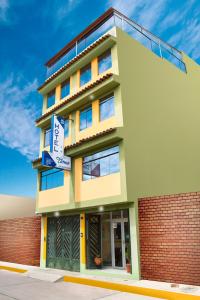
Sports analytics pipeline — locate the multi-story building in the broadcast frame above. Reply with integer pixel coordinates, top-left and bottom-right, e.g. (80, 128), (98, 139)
(32, 8), (200, 284)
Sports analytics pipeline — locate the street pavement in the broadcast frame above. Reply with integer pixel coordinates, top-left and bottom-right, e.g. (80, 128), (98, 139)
(0, 270), (164, 300)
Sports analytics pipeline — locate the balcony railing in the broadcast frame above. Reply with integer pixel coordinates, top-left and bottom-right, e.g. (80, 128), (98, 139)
(46, 10), (186, 78)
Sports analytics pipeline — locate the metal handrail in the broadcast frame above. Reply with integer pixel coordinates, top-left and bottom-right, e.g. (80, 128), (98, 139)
(46, 12), (186, 78)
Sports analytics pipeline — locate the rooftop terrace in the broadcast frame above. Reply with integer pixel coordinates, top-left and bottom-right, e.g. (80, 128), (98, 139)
(45, 8), (186, 79)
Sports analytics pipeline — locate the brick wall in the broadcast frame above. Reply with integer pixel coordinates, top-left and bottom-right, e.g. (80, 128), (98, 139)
(0, 217), (41, 266)
(139, 192), (200, 286)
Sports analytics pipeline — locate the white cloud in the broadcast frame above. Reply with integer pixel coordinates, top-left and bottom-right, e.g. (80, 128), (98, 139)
(56, 0), (82, 20)
(106, 0), (200, 61)
(0, 0), (9, 22)
(107, 0), (142, 18)
(106, 0), (168, 31)
(43, 0), (83, 32)
(168, 17), (200, 60)
(162, 3), (200, 60)
(0, 75), (39, 160)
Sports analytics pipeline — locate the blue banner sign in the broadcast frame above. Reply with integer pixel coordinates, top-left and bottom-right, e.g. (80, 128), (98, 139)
(50, 115), (65, 158)
(42, 151), (71, 170)
(41, 115), (71, 171)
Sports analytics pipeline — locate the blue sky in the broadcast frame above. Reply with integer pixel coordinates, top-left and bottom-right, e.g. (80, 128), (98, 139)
(0, 0), (199, 197)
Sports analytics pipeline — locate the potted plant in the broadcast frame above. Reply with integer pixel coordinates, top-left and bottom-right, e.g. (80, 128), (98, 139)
(94, 254), (103, 269)
(125, 243), (131, 273)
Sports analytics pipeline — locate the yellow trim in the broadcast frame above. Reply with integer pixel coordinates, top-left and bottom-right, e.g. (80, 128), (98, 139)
(0, 266), (27, 274)
(92, 100), (99, 124)
(77, 70), (80, 89)
(91, 57), (98, 80)
(0, 265), (198, 299)
(69, 76), (73, 94)
(55, 84), (61, 102)
(63, 276), (199, 300)
(80, 213), (86, 265)
(43, 216), (47, 260)
(75, 158), (82, 201)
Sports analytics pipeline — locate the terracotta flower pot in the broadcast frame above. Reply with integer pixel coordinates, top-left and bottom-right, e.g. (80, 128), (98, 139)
(94, 257), (103, 267)
(126, 263), (131, 273)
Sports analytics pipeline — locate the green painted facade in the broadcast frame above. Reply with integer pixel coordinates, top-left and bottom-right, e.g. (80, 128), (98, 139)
(116, 28), (200, 200)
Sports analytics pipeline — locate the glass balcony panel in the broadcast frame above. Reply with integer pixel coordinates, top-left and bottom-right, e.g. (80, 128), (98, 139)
(179, 61), (187, 73)
(139, 35), (152, 51)
(85, 16), (115, 48)
(114, 14), (122, 28)
(151, 40), (161, 58)
(46, 11), (186, 78)
(161, 45), (173, 61)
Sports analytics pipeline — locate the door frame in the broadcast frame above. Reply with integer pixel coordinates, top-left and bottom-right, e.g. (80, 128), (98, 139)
(111, 211), (127, 269)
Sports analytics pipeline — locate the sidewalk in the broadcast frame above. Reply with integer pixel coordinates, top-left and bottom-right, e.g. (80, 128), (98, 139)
(0, 261), (199, 300)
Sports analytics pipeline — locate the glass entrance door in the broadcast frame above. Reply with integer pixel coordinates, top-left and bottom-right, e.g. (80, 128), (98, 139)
(111, 210), (128, 269)
(87, 210), (130, 271)
(113, 221), (123, 268)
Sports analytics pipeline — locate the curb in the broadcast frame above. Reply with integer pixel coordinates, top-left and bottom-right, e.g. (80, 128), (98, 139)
(0, 266), (27, 274)
(0, 265), (199, 300)
(63, 275), (200, 300)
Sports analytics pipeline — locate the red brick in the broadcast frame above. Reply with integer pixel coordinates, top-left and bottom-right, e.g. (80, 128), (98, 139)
(139, 192), (200, 286)
(0, 217), (41, 266)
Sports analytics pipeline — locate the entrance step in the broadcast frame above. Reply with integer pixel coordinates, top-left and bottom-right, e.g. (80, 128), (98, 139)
(25, 269), (64, 283)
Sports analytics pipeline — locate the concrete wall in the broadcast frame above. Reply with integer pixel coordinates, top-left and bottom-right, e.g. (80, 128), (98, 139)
(139, 192), (200, 285)
(0, 195), (35, 220)
(0, 217), (41, 266)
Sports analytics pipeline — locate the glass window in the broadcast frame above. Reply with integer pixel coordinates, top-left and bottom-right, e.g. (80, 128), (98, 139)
(80, 106), (92, 131)
(61, 79), (70, 99)
(98, 50), (112, 74)
(40, 168), (64, 191)
(47, 90), (55, 108)
(80, 64), (91, 86)
(44, 128), (51, 147)
(64, 119), (69, 137)
(100, 94), (114, 121)
(82, 146), (119, 180)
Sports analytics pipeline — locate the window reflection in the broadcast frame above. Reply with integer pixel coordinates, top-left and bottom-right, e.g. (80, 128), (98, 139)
(80, 64), (91, 86)
(82, 146), (119, 180)
(47, 90), (55, 108)
(44, 128), (51, 147)
(98, 50), (112, 74)
(64, 119), (69, 137)
(61, 79), (70, 99)
(80, 106), (92, 131)
(100, 94), (114, 121)
(40, 169), (64, 191)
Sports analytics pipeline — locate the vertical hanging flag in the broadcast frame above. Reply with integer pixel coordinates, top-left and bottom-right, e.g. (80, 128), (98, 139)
(50, 115), (65, 158)
(42, 114), (71, 170)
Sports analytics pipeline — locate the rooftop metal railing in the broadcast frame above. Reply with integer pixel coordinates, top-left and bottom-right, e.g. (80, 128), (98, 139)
(46, 11), (186, 78)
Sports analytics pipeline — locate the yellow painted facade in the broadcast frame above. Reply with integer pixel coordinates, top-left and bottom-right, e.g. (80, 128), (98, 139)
(75, 99), (117, 142)
(75, 157), (121, 202)
(37, 45), (121, 211)
(40, 50), (114, 156)
(37, 171), (70, 208)
(42, 53), (113, 115)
